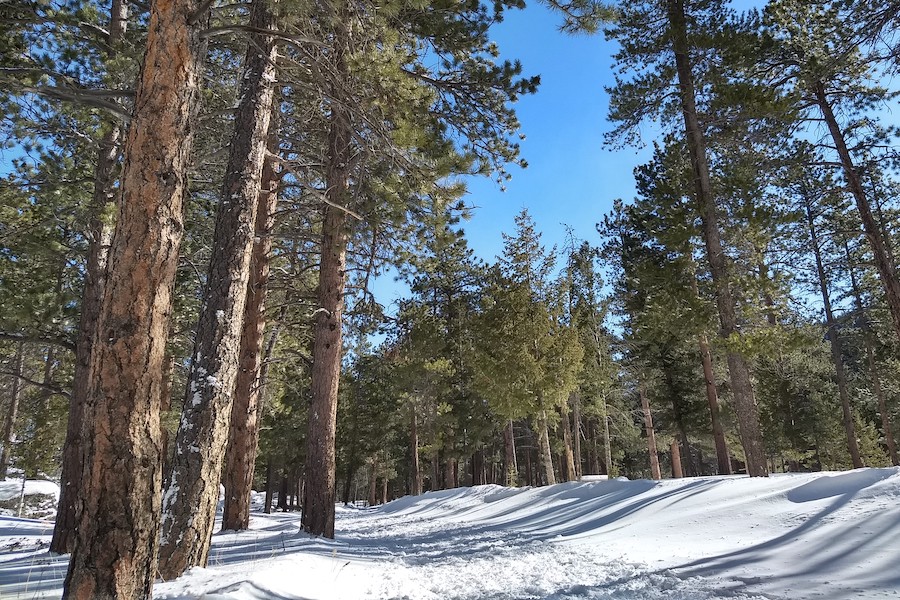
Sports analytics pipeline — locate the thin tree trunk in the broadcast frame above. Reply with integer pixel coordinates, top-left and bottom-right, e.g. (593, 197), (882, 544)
(277, 470), (289, 511)
(572, 393), (582, 479)
(670, 440), (684, 478)
(51, 0), (127, 554)
(302, 22), (351, 538)
(805, 202), (863, 469)
(667, 0), (767, 477)
(263, 459), (273, 514)
(698, 334), (731, 475)
(639, 382), (661, 481)
(814, 81), (900, 347)
(537, 411), (556, 486)
(410, 402), (422, 495)
(158, 0), (279, 577)
(367, 457), (378, 507)
(0, 342), (24, 480)
(601, 396), (613, 477)
(63, 0), (206, 592)
(221, 131), (282, 532)
(560, 401), (577, 482)
(503, 419), (518, 486)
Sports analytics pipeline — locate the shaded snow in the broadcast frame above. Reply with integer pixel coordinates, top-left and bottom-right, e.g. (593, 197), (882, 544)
(2, 469), (900, 599)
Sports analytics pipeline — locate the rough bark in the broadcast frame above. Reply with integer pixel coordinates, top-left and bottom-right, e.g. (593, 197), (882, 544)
(537, 411), (556, 486)
(805, 202), (863, 469)
(639, 383), (661, 480)
(157, 0), (278, 577)
(814, 81), (900, 347)
(51, 0), (127, 555)
(698, 334), (731, 475)
(667, 0), (767, 477)
(0, 342), (24, 480)
(503, 419), (518, 486)
(63, 0), (206, 593)
(302, 36), (351, 535)
(221, 132), (282, 532)
(670, 440), (684, 478)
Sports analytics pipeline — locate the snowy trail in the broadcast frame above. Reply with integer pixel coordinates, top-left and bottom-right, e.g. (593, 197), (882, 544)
(2, 469), (900, 599)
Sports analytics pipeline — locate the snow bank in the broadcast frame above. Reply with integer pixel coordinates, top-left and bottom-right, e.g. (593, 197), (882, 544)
(1, 469), (898, 599)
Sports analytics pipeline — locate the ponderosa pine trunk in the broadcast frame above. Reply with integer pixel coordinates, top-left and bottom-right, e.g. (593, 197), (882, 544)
(504, 419), (518, 486)
(639, 382), (661, 480)
(63, 0), (206, 593)
(0, 342), (24, 480)
(537, 410), (556, 486)
(813, 81), (900, 347)
(805, 202), (863, 468)
(221, 129), (282, 532)
(157, 0), (278, 577)
(51, 0), (127, 555)
(302, 26), (351, 536)
(670, 440), (684, 478)
(667, 0), (767, 477)
(698, 335), (730, 475)
(601, 397), (613, 476)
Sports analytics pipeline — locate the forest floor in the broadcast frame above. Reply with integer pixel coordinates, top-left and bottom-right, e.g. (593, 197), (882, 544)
(1, 468), (899, 599)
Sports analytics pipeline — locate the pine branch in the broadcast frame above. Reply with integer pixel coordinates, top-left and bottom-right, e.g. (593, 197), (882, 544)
(0, 331), (76, 352)
(0, 371), (71, 398)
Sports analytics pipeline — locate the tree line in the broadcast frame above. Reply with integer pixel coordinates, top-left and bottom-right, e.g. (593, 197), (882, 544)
(1, 0), (899, 597)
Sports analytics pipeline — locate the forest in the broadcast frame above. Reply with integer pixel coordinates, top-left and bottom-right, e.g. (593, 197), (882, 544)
(1, 0), (900, 597)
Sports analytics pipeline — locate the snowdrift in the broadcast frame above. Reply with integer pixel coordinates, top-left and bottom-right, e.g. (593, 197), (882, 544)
(1, 469), (898, 599)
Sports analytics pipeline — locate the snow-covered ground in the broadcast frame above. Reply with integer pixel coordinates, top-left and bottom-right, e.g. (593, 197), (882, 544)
(1, 468), (899, 599)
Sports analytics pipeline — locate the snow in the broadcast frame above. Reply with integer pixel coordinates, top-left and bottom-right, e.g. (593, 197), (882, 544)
(2, 469), (900, 599)
(0, 479), (59, 503)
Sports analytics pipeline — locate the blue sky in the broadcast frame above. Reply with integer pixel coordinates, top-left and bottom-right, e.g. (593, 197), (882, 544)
(373, 3), (654, 309)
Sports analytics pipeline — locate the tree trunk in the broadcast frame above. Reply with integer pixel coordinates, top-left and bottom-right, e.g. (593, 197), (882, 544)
(221, 131), (282, 532)
(698, 334), (731, 475)
(572, 393), (582, 479)
(639, 382), (661, 480)
(263, 459), (273, 514)
(62, 0), (206, 592)
(0, 342), (24, 479)
(537, 411), (556, 486)
(51, 0), (127, 555)
(503, 419), (518, 486)
(667, 0), (767, 477)
(601, 397), (613, 477)
(277, 470), (289, 511)
(302, 25), (351, 538)
(560, 401), (577, 482)
(410, 402), (422, 495)
(814, 81), (900, 347)
(805, 202), (863, 469)
(367, 457), (378, 507)
(670, 440), (684, 478)
(158, 0), (278, 577)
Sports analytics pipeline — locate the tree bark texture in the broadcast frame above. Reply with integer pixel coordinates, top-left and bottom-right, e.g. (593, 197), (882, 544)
(63, 0), (206, 593)
(698, 334), (731, 475)
(814, 81), (900, 347)
(805, 203), (863, 469)
(537, 411), (556, 486)
(670, 440), (684, 478)
(0, 342), (24, 480)
(639, 383), (661, 480)
(667, 0), (767, 477)
(51, 0), (127, 555)
(302, 40), (351, 536)
(157, 0), (278, 577)
(221, 131), (282, 532)
(503, 419), (518, 486)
